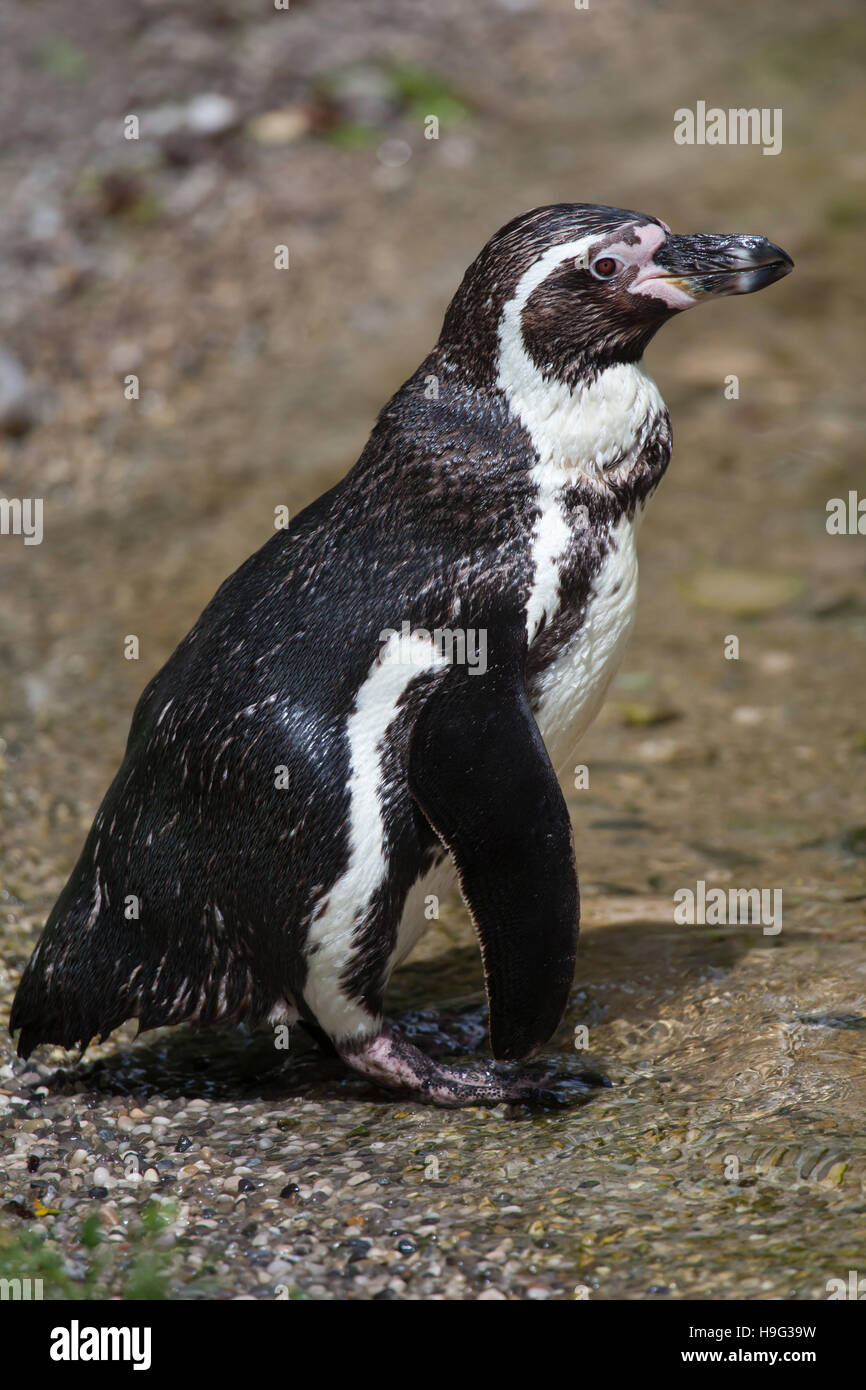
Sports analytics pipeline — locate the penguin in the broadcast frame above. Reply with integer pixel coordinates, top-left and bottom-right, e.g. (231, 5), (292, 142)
(10, 204), (793, 1105)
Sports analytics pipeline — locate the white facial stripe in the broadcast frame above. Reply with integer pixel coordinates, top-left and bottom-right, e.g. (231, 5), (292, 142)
(502, 235), (602, 319)
(491, 239), (596, 643)
(304, 631), (448, 1041)
(495, 226), (667, 648)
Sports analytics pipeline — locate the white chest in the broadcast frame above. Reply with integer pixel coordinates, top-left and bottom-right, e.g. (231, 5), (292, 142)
(500, 354), (656, 776)
(532, 512), (641, 774)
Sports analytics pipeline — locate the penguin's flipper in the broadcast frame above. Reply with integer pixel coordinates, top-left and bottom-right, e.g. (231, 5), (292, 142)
(408, 651), (579, 1062)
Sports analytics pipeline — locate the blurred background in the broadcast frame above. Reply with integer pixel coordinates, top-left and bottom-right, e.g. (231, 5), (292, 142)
(0, 0), (864, 1300)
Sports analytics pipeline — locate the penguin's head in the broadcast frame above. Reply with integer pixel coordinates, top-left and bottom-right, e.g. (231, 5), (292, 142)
(438, 203), (793, 390)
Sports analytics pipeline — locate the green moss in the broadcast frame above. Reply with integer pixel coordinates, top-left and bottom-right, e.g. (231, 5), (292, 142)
(324, 122), (378, 150)
(34, 40), (90, 81)
(386, 63), (469, 123)
(0, 1199), (182, 1300)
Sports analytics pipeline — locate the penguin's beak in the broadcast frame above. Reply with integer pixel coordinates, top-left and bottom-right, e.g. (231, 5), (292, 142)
(648, 233), (794, 300)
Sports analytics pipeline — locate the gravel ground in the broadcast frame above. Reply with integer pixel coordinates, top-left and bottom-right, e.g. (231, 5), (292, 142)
(1, 0), (864, 1299)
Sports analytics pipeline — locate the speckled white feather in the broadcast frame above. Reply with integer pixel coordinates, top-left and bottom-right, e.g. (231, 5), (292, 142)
(496, 240), (665, 772)
(534, 511), (642, 774)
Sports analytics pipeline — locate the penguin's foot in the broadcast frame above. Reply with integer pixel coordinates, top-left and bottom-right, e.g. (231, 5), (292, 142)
(339, 1027), (603, 1108)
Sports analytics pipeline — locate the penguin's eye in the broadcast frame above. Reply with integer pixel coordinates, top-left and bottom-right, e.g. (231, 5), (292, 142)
(591, 256), (621, 280)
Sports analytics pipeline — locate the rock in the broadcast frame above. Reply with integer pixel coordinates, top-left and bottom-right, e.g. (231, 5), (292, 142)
(0, 347), (41, 436)
(186, 94), (238, 136)
(732, 706), (772, 726)
(681, 567), (805, 616)
(140, 103), (189, 139)
(246, 108), (311, 146)
(376, 139), (412, 168)
(141, 94), (238, 142)
(165, 165), (219, 216)
(636, 736), (685, 763)
(322, 65), (398, 127)
(757, 650), (795, 674)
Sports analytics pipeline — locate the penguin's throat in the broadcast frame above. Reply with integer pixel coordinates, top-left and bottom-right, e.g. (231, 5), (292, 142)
(500, 355), (667, 483)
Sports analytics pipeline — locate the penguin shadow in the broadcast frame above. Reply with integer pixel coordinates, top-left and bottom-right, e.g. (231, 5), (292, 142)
(37, 922), (762, 1111)
(35, 974), (522, 1112)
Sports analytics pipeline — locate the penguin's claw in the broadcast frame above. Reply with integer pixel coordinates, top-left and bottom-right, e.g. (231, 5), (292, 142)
(339, 1028), (608, 1109)
(495, 1064), (612, 1109)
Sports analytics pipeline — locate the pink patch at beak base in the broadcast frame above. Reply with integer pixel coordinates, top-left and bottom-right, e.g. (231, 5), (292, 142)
(628, 267), (699, 309)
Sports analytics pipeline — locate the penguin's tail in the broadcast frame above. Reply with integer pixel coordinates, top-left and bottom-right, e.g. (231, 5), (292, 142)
(10, 871), (135, 1059)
